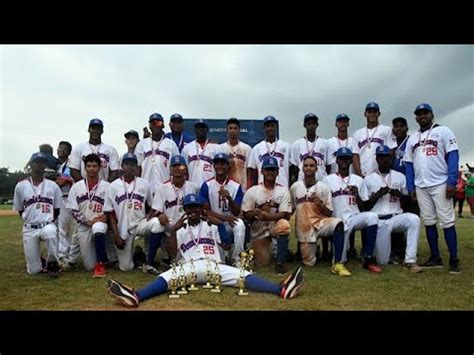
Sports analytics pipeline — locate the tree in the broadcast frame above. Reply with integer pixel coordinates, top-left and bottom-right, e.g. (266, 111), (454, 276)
(0, 167), (28, 201)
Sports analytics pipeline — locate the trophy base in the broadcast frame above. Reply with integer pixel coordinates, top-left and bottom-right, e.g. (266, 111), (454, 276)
(188, 285), (199, 291)
(202, 284), (213, 289)
(236, 290), (249, 296)
(211, 288), (223, 293)
(177, 290), (189, 295)
(168, 293), (180, 299)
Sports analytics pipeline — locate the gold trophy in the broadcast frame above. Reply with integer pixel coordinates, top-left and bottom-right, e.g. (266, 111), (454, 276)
(236, 251), (249, 296)
(240, 251), (248, 270)
(247, 249), (255, 273)
(168, 263), (180, 299)
(202, 258), (213, 289)
(211, 260), (223, 293)
(177, 261), (189, 295)
(188, 258), (199, 291)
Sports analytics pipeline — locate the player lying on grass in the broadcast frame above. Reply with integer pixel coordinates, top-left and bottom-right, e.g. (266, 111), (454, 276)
(107, 194), (304, 307)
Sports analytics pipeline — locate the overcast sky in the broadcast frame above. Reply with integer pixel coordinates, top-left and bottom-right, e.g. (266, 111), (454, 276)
(1, 45), (473, 171)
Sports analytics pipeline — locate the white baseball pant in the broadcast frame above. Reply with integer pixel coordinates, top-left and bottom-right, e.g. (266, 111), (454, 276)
(341, 212), (379, 263)
(22, 223), (59, 274)
(58, 198), (80, 263)
(416, 183), (455, 229)
(76, 221), (108, 271)
(375, 213), (420, 265)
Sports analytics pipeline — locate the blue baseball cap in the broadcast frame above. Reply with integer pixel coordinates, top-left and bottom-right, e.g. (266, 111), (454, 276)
(122, 153), (138, 164)
(89, 118), (103, 127)
(262, 156), (279, 169)
(375, 145), (391, 156)
(124, 130), (139, 139)
(183, 193), (202, 207)
(194, 119), (208, 127)
(335, 147), (353, 158)
(29, 152), (48, 164)
(365, 102), (380, 111)
(414, 103), (433, 115)
(304, 112), (319, 122)
(149, 113), (164, 122)
(212, 152), (229, 163)
(170, 113), (183, 121)
(263, 115), (278, 125)
(336, 113), (350, 121)
(170, 155), (186, 166)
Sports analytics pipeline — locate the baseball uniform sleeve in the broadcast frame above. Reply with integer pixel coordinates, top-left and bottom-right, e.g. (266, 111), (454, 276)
(278, 188), (292, 213)
(211, 224), (222, 245)
(69, 146), (82, 170)
(402, 139), (414, 163)
(170, 140), (180, 159)
(247, 146), (259, 170)
(199, 182), (210, 205)
(386, 130), (397, 149)
(234, 185), (244, 206)
(145, 181), (154, 206)
(443, 127), (459, 153)
(399, 174), (408, 195)
(289, 183), (297, 211)
(290, 142), (299, 167)
(321, 182), (333, 210)
(245, 145), (252, 169)
(352, 132), (360, 155)
(359, 179), (370, 201)
(13, 183), (23, 211)
(53, 184), (63, 209)
(135, 141), (144, 166)
(241, 187), (255, 212)
(104, 186), (115, 212)
(66, 184), (79, 210)
(151, 185), (165, 212)
(108, 147), (120, 171)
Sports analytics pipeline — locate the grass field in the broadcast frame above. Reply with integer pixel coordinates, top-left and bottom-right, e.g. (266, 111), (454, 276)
(1, 211), (473, 310)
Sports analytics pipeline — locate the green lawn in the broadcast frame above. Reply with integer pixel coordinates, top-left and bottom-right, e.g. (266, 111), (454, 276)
(0, 204), (13, 210)
(1, 212), (473, 310)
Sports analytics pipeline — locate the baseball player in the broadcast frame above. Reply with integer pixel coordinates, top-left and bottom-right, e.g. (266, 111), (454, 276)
(352, 102), (397, 177)
(322, 147), (382, 273)
(67, 154), (110, 277)
(403, 103), (461, 274)
(13, 152), (63, 277)
(134, 113), (180, 195)
(219, 117), (252, 191)
(199, 153), (246, 266)
(69, 118), (120, 182)
(124, 130), (140, 155)
(107, 194), (304, 307)
(55, 141), (80, 268)
(359, 145), (422, 272)
(148, 155), (200, 271)
(242, 156), (292, 275)
(164, 113), (194, 153)
(104, 153), (163, 272)
(326, 113), (357, 259)
(247, 115), (291, 189)
(290, 112), (328, 185)
(181, 119), (221, 187)
(290, 156), (349, 276)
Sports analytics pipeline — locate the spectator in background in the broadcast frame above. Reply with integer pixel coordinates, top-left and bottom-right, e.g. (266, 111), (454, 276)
(39, 143), (59, 180)
(465, 172), (474, 218)
(454, 171), (466, 218)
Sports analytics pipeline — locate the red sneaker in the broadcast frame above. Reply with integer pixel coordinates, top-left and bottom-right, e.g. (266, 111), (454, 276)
(93, 262), (106, 278)
(364, 261), (382, 273)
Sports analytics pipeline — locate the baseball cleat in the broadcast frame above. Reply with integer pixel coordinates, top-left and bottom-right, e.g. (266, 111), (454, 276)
(449, 259), (461, 274)
(403, 262), (423, 273)
(141, 264), (160, 275)
(280, 266), (304, 299)
(107, 279), (139, 308)
(363, 259), (382, 273)
(331, 263), (352, 277)
(420, 257), (443, 268)
(93, 262), (106, 278)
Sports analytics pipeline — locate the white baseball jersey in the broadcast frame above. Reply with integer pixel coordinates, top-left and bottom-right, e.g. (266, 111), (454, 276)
(181, 140), (221, 187)
(248, 139), (291, 187)
(152, 180), (200, 226)
(326, 136), (355, 174)
(69, 142), (120, 181)
(176, 221), (222, 263)
(67, 179), (110, 225)
(290, 137), (329, 181)
(290, 180), (334, 242)
(403, 125), (459, 188)
(199, 177), (244, 216)
(241, 183), (292, 214)
(56, 160), (74, 197)
(359, 170), (407, 215)
(104, 177), (153, 239)
(322, 173), (364, 222)
(134, 136), (180, 194)
(219, 141), (252, 191)
(352, 124), (396, 176)
(13, 178), (62, 224)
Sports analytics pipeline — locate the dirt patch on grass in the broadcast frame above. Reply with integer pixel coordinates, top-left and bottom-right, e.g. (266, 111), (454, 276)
(0, 210), (16, 217)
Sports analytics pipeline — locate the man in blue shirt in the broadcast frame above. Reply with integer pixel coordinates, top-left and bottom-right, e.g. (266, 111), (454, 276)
(164, 113), (194, 153)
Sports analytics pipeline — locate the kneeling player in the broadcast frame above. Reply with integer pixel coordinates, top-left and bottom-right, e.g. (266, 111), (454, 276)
(290, 157), (348, 276)
(107, 194), (304, 307)
(105, 153), (163, 272)
(323, 148), (382, 273)
(67, 154), (110, 277)
(199, 153), (246, 266)
(360, 146), (422, 272)
(242, 157), (293, 275)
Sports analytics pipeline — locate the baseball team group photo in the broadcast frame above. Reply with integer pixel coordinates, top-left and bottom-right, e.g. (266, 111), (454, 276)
(1, 45), (473, 310)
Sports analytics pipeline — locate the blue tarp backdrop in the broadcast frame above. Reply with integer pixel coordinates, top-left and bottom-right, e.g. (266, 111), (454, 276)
(182, 119), (279, 148)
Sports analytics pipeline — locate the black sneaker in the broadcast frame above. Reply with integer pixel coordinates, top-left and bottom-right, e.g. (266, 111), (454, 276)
(449, 259), (461, 274)
(421, 257), (443, 268)
(47, 261), (61, 278)
(275, 263), (287, 275)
